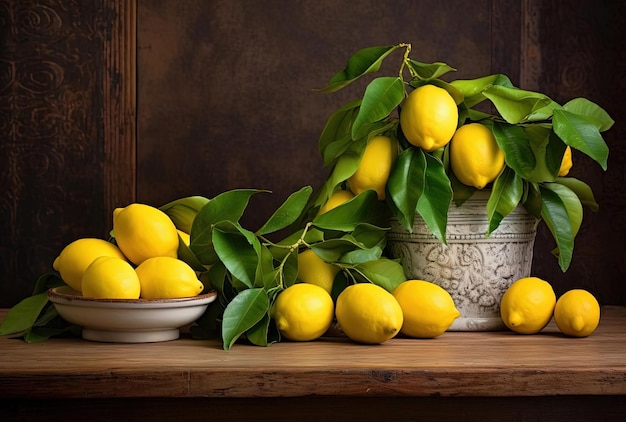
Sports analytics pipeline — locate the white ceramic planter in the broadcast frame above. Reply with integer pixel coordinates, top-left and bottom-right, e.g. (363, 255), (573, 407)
(386, 191), (538, 331)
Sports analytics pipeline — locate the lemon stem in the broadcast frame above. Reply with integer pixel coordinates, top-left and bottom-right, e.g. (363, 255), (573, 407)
(398, 43), (412, 80)
(273, 222), (313, 289)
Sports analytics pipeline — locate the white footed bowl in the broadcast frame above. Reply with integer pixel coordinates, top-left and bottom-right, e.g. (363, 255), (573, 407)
(48, 286), (217, 343)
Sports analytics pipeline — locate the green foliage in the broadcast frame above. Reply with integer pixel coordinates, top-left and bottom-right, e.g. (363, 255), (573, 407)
(314, 42), (613, 273)
(0, 273), (78, 342)
(181, 187), (405, 349)
(3, 42), (614, 349)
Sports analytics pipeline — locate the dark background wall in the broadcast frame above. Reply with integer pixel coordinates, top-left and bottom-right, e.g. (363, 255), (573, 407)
(1, 0), (625, 308)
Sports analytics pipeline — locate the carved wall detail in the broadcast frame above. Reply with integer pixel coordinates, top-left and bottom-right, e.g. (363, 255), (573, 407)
(0, 0), (136, 306)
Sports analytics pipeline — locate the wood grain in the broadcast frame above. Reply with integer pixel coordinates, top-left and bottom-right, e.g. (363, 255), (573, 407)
(1, 307), (625, 400)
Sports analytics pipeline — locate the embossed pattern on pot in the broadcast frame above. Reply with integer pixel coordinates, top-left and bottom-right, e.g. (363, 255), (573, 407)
(386, 191), (539, 331)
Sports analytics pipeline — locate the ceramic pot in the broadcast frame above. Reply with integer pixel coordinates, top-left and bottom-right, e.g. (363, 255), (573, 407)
(386, 190), (538, 331)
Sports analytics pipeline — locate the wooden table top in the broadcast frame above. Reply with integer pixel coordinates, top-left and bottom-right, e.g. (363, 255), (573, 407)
(1, 307), (625, 399)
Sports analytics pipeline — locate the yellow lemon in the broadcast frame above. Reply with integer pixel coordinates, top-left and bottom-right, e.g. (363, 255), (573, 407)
(500, 277), (556, 334)
(554, 289), (600, 337)
(317, 189), (355, 215)
(450, 123), (506, 189)
(392, 280), (460, 338)
(335, 283), (403, 344)
(52, 238), (127, 292)
(135, 256), (204, 299)
(177, 229), (191, 246)
(271, 283), (334, 341)
(347, 135), (396, 200)
(399, 84), (458, 151)
(81, 256), (141, 299)
(558, 146), (573, 177)
(113, 203), (179, 265)
(297, 249), (340, 294)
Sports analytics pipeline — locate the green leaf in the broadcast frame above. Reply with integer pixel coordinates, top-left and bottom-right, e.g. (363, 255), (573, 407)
(552, 109), (609, 170)
(32, 272), (65, 294)
(492, 122), (536, 179)
(450, 74), (514, 108)
(313, 190), (390, 231)
(352, 76), (405, 139)
(522, 182), (543, 218)
(207, 261), (228, 297)
(310, 140), (365, 212)
(523, 125), (567, 183)
(387, 148), (426, 231)
(311, 224), (387, 263)
(427, 79), (464, 105)
(353, 258), (407, 292)
(563, 98), (614, 132)
(0, 292), (49, 336)
(407, 59), (456, 80)
(176, 234), (207, 272)
(483, 85), (552, 124)
(543, 182), (583, 240)
(318, 45), (401, 92)
(191, 189), (265, 264)
(281, 249), (299, 289)
(221, 288), (270, 350)
(338, 245), (384, 265)
(554, 177), (599, 211)
(257, 186), (312, 236)
(245, 313), (272, 347)
(487, 167), (524, 235)
(318, 99), (361, 166)
(416, 153), (452, 242)
(212, 222), (260, 289)
(539, 186), (574, 272)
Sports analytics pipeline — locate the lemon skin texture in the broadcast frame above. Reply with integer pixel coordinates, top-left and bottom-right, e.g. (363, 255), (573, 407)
(81, 256), (141, 299)
(271, 283), (335, 342)
(392, 280), (460, 338)
(335, 283), (403, 344)
(399, 84), (458, 152)
(500, 277), (556, 334)
(554, 289), (600, 337)
(347, 135), (396, 200)
(52, 238), (127, 292)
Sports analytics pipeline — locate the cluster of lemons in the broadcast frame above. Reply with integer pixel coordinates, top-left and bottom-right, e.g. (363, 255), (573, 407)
(52, 203), (203, 300)
(271, 276), (460, 345)
(272, 198), (461, 344)
(273, 264), (600, 344)
(347, 84), (572, 202)
(272, 84), (595, 344)
(501, 277), (600, 337)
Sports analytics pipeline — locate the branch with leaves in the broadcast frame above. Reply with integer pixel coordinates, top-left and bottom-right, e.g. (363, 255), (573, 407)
(311, 43), (613, 272)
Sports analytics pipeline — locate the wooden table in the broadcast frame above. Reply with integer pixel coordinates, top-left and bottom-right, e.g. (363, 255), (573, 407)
(1, 307), (625, 421)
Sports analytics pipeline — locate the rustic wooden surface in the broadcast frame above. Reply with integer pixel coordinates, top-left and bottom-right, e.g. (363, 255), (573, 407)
(1, 307), (625, 400)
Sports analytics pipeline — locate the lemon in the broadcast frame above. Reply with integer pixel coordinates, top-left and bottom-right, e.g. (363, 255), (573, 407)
(450, 123), (506, 189)
(52, 238), (127, 292)
(135, 256), (204, 299)
(335, 283), (403, 344)
(81, 256), (141, 299)
(317, 189), (355, 215)
(297, 249), (339, 294)
(392, 280), (460, 338)
(399, 84), (458, 151)
(554, 289), (600, 337)
(113, 203), (179, 265)
(177, 229), (191, 246)
(270, 283), (334, 341)
(347, 135), (396, 200)
(500, 277), (556, 334)
(558, 146), (573, 177)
